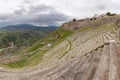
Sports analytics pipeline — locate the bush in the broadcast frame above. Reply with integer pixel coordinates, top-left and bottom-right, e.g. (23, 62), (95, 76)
(106, 12), (116, 16)
(106, 12), (112, 16)
(73, 18), (77, 22)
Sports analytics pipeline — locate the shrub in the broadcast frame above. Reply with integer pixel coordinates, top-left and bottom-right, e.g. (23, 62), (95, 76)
(106, 12), (116, 16)
(73, 18), (77, 22)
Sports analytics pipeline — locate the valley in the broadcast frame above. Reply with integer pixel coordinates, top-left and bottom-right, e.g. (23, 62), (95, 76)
(0, 24), (57, 65)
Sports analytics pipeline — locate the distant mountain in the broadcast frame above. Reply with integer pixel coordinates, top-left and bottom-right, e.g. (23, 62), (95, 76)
(0, 24), (57, 32)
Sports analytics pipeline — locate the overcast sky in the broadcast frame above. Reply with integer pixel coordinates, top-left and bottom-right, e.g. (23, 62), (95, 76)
(0, 0), (120, 26)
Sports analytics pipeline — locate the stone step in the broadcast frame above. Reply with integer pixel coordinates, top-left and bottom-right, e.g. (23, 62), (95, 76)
(55, 50), (100, 80)
(45, 51), (94, 80)
(109, 41), (120, 80)
(92, 44), (110, 80)
(73, 51), (101, 80)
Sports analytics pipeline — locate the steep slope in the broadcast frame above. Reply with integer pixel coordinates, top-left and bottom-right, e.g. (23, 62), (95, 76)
(0, 24), (57, 49)
(0, 24), (57, 65)
(0, 14), (120, 80)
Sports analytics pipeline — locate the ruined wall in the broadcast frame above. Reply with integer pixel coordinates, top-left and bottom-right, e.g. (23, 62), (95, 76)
(63, 15), (120, 30)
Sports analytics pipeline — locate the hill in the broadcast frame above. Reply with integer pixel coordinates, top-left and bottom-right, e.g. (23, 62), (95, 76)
(0, 24), (57, 48)
(0, 24), (57, 32)
(0, 13), (120, 80)
(0, 24), (57, 63)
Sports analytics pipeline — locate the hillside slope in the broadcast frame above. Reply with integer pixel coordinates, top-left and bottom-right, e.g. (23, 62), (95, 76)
(0, 14), (120, 80)
(0, 24), (57, 48)
(0, 24), (57, 65)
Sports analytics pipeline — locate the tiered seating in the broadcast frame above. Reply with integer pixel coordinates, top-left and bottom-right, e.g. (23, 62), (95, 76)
(109, 41), (120, 80)
(27, 31), (114, 80)
(0, 27), (119, 80)
(93, 44), (109, 80)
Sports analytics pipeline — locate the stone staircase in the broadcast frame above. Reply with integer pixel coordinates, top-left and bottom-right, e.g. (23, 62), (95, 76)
(50, 41), (119, 80)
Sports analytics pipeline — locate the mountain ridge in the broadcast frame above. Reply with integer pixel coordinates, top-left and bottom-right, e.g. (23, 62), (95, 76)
(0, 24), (57, 32)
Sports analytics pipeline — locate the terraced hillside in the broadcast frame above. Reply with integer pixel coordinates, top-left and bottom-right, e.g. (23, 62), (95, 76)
(0, 14), (120, 80)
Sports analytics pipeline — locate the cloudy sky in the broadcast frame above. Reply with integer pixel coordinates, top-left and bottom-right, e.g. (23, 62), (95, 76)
(0, 0), (120, 26)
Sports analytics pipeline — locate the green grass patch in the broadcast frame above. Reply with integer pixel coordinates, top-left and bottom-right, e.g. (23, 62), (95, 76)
(77, 26), (92, 32)
(4, 58), (28, 68)
(58, 40), (72, 59)
(23, 27), (74, 53)
(4, 27), (74, 68)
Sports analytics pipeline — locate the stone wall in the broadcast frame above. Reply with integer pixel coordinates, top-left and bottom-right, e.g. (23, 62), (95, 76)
(63, 14), (120, 30)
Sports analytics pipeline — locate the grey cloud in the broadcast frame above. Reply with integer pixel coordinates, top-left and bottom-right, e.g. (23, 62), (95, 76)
(95, 3), (107, 10)
(0, 5), (70, 26)
(22, 0), (33, 4)
(14, 7), (27, 15)
(92, 0), (120, 12)
(1, 0), (120, 27)
(28, 5), (54, 14)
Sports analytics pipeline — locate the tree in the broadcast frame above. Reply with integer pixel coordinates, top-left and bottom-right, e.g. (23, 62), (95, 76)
(73, 18), (77, 22)
(106, 12), (116, 16)
(106, 12), (112, 16)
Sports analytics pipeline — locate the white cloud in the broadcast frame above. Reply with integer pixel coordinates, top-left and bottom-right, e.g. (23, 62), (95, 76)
(0, 0), (120, 26)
